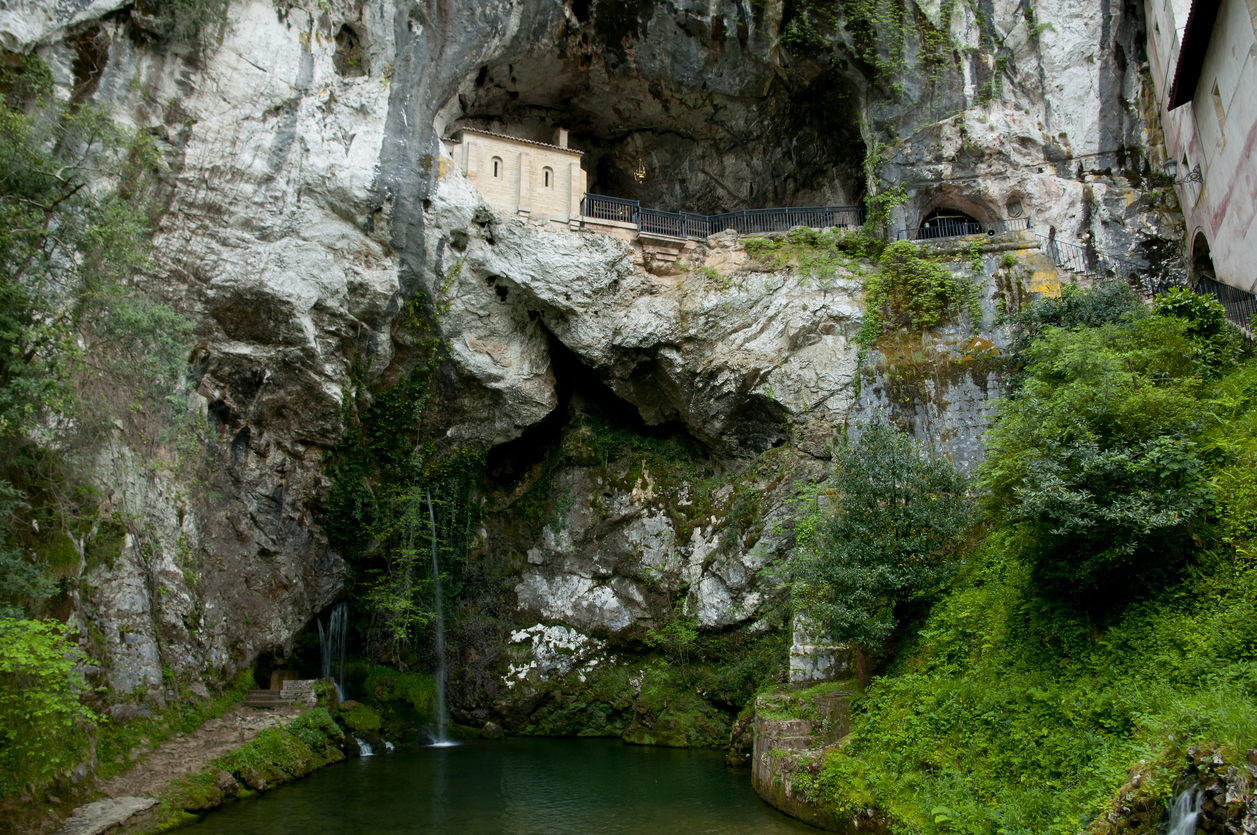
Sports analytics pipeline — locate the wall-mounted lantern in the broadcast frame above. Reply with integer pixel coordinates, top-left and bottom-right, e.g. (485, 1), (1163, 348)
(1162, 159), (1203, 185)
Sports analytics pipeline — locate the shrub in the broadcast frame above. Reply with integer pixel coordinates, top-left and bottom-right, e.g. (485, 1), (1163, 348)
(979, 317), (1212, 600)
(131, 0), (231, 48)
(0, 619), (97, 795)
(859, 241), (979, 342)
(340, 702), (382, 734)
(791, 422), (971, 663)
(1153, 287), (1247, 375)
(1003, 280), (1144, 377)
(286, 708), (343, 755)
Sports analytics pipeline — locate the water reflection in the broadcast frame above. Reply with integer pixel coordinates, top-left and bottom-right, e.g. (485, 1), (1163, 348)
(184, 738), (820, 834)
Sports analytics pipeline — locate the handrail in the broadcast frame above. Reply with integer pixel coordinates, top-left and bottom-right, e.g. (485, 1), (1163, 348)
(1034, 234), (1180, 297)
(581, 193), (865, 241)
(898, 216), (1031, 241)
(1194, 275), (1257, 337)
(580, 194), (639, 225)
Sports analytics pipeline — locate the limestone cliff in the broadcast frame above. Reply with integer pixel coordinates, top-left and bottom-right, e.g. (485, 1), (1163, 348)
(0, 0), (1180, 714)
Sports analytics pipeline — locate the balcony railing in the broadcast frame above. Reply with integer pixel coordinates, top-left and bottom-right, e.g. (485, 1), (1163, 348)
(580, 194), (865, 241)
(898, 216), (1032, 241)
(580, 193), (639, 225)
(1194, 275), (1257, 337)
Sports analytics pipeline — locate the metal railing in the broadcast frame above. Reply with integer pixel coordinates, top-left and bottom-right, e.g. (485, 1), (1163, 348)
(898, 216), (1032, 241)
(1194, 275), (1257, 336)
(580, 193), (639, 225)
(709, 205), (865, 236)
(580, 194), (865, 241)
(1035, 234), (1180, 297)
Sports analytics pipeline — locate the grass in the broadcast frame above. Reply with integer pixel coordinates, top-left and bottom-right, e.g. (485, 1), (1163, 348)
(93, 669), (254, 783)
(132, 708), (344, 834)
(791, 530), (1257, 835)
(744, 226), (877, 285)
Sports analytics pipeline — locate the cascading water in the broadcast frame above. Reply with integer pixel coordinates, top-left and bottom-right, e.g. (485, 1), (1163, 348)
(318, 602), (348, 701)
(1164, 788), (1202, 835)
(427, 489), (455, 747)
(353, 735), (373, 757)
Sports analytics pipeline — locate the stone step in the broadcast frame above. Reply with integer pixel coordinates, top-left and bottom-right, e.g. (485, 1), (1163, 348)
(773, 735), (820, 751)
(242, 689), (290, 708)
(767, 719), (813, 736)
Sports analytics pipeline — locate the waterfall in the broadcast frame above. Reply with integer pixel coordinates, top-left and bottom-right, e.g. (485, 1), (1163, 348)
(1164, 788), (1202, 835)
(318, 601), (348, 701)
(427, 489), (455, 747)
(353, 735), (373, 757)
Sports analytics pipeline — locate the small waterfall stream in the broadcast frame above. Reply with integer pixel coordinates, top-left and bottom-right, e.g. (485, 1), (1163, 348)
(427, 489), (455, 747)
(318, 601), (348, 701)
(1164, 788), (1202, 835)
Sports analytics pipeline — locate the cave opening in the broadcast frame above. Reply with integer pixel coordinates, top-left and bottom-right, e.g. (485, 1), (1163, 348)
(334, 24), (365, 78)
(918, 207), (983, 239)
(485, 330), (710, 492)
(440, 27), (867, 216)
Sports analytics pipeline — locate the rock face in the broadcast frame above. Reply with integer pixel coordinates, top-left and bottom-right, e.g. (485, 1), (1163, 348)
(0, 0), (1180, 712)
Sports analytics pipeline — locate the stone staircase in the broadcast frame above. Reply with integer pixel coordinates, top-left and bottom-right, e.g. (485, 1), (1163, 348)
(750, 686), (856, 829)
(242, 689), (289, 709)
(242, 679), (320, 709)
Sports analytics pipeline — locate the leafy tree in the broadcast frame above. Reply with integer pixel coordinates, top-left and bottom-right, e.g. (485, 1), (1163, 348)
(1152, 286), (1247, 375)
(0, 619), (97, 795)
(979, 313), (1217, 601)
(0, 52), (192, 797)
(1003, 280), (1144, 372)
(0, 54), (192, 619)
(791, 422), (971, 678)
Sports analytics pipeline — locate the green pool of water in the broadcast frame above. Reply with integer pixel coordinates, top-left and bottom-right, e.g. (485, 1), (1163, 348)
(182, 737), (820, 834)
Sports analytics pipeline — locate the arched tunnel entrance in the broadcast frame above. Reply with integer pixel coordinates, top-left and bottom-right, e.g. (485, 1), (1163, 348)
(435, 27), (867, 215)
(1191, 232), (1216, 283)
(918, 207), (983, 239)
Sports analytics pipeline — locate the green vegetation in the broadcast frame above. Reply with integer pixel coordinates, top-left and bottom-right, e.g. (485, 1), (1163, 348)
(783, 285), (1257, 834)
(0, 620), (96, 795)
(144, 708), (344, 832)
(745, 225), (880, 284)
(791, 422), (971, 673)
(341, 663), (435, 741)
(515, 629), (786, 747)
(130, 0), (231, 48)
(859, 240), (981, 344)
(0, 52), (196, 797)
(980, 312), (1220, 600)
(322, 294), (485, 666)
(339, 702), (383, 735)
(93, 670), (255, 783)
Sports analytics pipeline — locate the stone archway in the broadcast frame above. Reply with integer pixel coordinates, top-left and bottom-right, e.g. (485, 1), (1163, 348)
(918, 207), (983, 239)
(1191, 231), (1216, 284)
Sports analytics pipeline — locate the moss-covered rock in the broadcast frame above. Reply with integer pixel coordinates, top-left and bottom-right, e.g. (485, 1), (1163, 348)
(342, 665), (436, 744)
(338, 701), (382, 735)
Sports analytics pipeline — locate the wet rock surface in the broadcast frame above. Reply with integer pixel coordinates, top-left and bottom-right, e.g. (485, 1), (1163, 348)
(1089, 747), (1257, 835)
(0, 0), (1182, 720)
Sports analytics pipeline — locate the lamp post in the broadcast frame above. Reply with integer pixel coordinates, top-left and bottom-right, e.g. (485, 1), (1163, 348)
(1162, 159), (1204, 185)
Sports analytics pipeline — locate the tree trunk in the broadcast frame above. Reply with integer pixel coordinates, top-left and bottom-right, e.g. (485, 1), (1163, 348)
(854, 644), (872, 686)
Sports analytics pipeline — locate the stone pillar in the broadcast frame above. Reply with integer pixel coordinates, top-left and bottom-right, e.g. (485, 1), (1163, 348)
(464, 137), (478, 185)
(518, 151), (531, 218)
(568, 160), (584, 228)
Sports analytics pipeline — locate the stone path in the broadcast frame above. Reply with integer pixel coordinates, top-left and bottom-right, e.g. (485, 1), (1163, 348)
(55, 798), (157, 835)
(53, 705), (304, 835)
